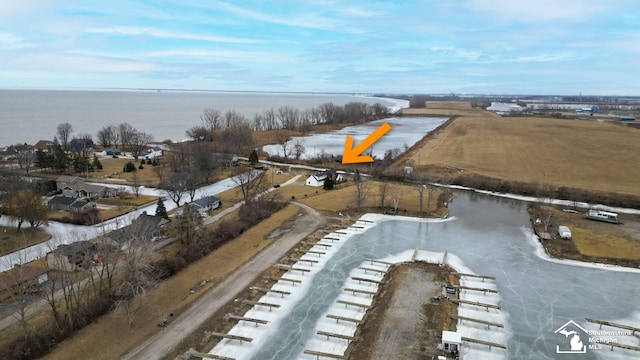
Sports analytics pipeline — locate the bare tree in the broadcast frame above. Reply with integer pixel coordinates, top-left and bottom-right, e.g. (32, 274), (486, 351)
(163, 172), (189, 207)
(190, 142), (216, 183)
(390, 182), (401, 212)
(275, 130), (291, 158)
(233, 169), (267, 203)
(378, 181), (389, 208)
(57, 122), (73, 151)
(0, 246), (42, 340)
(5, 190), (48, 231)
(186, 125), (211, 142)
(129, 131), (153, 159)
(353, 170), (370, 210)
(118, 122), (137, 150)
(131, 172), (141, 199)
(15, 148), (36, 174)
(201, 108), (222, 132)
(293, 140), (305, 160)
(115, 235), (155, 326)
(417, 183), (425, 216)
(97, 125), (118, 148)
(153, 161), (167, 184)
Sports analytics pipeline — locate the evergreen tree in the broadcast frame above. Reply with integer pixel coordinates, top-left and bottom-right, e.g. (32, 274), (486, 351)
(155, 198), (168, 219)
(92, 154), (103, 170)
(249, 149), (259, 165)
(323, 176), (335, 190)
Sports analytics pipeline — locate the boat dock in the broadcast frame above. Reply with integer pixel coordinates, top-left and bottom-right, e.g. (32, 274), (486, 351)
(317, 330), (356, 342)
(461, 336), (506, 350)
(454, 272), (496, 281)
(336, 299), (371, 310)
(188, 349), (235, 360)
(303, 349), (347, 359)
(455, 285), (498, 294)
(586, 318), (640, 335)
(449, 298), (501, 311)
(225, 314), (268, 327)
(249, 286), (291, 297)
(343, 287), (376, 296)
(450, 314), (504, 329)
(209, 332), (253, 344)
(240, 300), (281, 311)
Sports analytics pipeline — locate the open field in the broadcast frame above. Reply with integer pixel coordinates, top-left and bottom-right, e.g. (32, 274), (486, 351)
(403, 111), (640, 197)
(533, 207), (640, 266)
(271, 174), (445, 216)
(0, 227), (51, 257)
(42, 204), (301, 360)
(91, 157), (161, 184)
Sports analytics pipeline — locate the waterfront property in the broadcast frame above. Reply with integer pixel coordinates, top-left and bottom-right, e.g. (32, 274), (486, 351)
(56, 176), (118, 200)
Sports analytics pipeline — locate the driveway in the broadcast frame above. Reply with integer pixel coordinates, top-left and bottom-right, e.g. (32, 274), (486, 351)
(121, 200), (324, 360)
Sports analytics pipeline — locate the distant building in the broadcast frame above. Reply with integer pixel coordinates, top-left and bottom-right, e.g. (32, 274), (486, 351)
(212, 153), (239, 167)
(175, 196), (221, 217)
(101, 212), (170, 250)
(56, 176), (117, 200)
(34, 140), (54, 153)
(619, 116), (636, 122)
(305, 169), (344, 187)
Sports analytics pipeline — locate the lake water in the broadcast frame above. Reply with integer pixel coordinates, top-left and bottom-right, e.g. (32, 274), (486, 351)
(211, 191), (640, 360)
(262, 116), (446, 159)
(0, 89), (405, 147)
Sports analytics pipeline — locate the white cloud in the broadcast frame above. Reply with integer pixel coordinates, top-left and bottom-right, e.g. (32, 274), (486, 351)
(85, 26), (261, 44)
(465, 0), (615, 22)
(144, 48), (293, 63)
(213, 1), (339, 30)
(0, 32), (32, 49)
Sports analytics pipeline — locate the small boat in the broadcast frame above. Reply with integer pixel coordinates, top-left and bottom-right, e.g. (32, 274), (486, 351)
(584, 209), (620, 224)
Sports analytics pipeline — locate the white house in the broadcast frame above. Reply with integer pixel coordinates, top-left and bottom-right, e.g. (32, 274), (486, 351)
(305, 169), (344, 187)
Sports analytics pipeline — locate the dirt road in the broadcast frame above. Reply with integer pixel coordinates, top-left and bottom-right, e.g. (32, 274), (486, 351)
(121, 201), (324, 360)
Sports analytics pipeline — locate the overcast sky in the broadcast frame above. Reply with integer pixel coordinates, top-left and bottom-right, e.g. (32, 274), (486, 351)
(1, 1), (639, 95)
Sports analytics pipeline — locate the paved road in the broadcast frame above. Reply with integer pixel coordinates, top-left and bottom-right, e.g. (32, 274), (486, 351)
(121, 201), (324, 360)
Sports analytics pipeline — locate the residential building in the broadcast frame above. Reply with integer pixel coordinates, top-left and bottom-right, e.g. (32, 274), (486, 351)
(101, 212), (170, 250)
(56, 176), (117, 199)
(46, 241), (98, 272)
(305, 169), (344, 187)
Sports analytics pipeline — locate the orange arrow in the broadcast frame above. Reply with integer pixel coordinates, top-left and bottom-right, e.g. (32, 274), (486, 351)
(342, 122), (392, 164)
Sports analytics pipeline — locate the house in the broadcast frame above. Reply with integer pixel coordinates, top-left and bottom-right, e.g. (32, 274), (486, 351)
(34, 140), (54, 153)
(49, 196), (78, 211)
(191, 195), (221, 214)
(441, 331), (461, 355)
(46, 241), (98, 272)
(305, 169), (344, 187)
(174, 196), (221, 217)
(212, 153), (239, 167)
(0, 264), (48, 301)
(69, 138), (94, 154)
(144, 146), (163, 160)
(56, 176), (117, 199)
(101, 212), (170, 249)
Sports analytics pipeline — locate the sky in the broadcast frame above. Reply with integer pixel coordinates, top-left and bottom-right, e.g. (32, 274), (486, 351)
(1, 0), (639, 95)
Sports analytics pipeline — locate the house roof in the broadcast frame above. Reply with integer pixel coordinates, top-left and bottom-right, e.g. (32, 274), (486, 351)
(50, 241), (97, 266)
(70, 200), (89, 209)
(106, 214), (169, 245)
(34, 140), (53, 150)
(49, 196), (77, 206)
(56, 175), (81, 184)
(192, 196), (220, 209)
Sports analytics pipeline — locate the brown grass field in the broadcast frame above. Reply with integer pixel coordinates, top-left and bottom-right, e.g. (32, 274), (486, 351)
(90, 157), (161, 185)
(404, 110), (640, 197)
(42, 204), (301, 360)
(272, 175), (445, 216)
(0, 227), (51, 257)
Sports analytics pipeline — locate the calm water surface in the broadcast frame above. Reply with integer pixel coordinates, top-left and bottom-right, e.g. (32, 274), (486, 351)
(0, 89), (401, 146)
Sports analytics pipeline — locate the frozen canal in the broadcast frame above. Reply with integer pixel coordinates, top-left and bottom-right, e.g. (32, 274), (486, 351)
(262, 116), (445, 159)
(211, 191), (640, 360)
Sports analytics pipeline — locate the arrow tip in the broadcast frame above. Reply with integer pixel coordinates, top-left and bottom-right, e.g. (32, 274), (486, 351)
(342, 135), (374, 164)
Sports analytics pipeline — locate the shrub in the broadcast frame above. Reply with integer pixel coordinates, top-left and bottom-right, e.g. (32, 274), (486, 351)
(138, 164), (144, 170)
(123, 161), (136, 172)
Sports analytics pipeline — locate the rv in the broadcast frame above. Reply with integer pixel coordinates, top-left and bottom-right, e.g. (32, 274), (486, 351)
(557, 226), (572, 240)
(584, 209), (620, 224)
